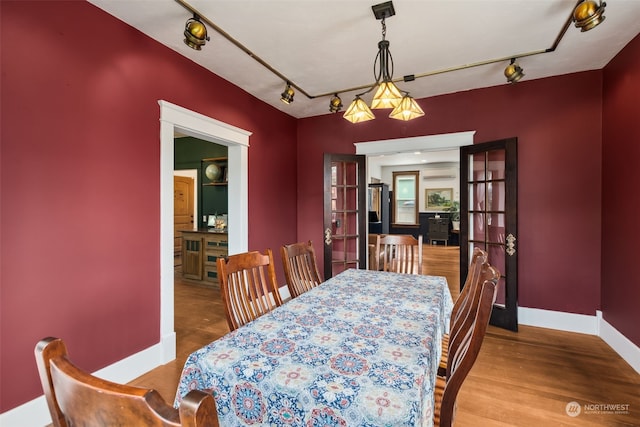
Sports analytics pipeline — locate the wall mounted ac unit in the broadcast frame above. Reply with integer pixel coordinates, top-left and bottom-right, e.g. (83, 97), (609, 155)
(422, 168), (457, 179)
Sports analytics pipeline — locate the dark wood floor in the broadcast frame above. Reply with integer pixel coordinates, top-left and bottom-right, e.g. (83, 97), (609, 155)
(130, 245), (640, 426)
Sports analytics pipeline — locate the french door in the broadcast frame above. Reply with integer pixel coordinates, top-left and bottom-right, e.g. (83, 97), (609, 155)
(323, 154), (367, 279)
(460, 138), (518, 331)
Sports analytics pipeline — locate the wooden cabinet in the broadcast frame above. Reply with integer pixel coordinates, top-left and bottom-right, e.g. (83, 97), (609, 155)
(181, 230), (228, 286)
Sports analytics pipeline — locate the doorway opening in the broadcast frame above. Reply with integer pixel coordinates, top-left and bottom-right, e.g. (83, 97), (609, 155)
(355, 131), (475, 268)
(158, 100), (251, 362)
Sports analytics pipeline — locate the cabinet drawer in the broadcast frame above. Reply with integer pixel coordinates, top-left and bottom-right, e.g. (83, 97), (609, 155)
(203, 265), (219, 283)
(204, 249), (227, 266)
(204, 235), (228, 247)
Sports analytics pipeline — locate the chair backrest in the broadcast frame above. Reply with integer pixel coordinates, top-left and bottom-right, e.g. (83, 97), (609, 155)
(368, 234), (385, 270)
(281, 240), (322, 298)
(35, 337), (218, 427)
(446, 262), (500, 379)
(217, 249), (283, 331)
(375, 234), (423, 274)
(437, 276), (499, 427)
(450, 247), (488, 329)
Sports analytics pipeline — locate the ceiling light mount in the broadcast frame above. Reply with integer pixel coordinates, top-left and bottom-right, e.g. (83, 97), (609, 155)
(183, 14), (210, 50)
(372, 1), (395, 20)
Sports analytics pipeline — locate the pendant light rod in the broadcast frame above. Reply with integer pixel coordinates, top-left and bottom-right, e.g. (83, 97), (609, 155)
(175, 0), (591, 101)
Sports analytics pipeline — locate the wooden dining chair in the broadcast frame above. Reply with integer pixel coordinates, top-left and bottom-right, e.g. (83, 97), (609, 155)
(35, 337), (218, 427)
(368, 233), (385, 270)
(375, 234), (423, 274)
(438, 247), (488, 376)
(217, 249), (284, 331)
(281, 240), (322, 298)
(433, 272), (500, 427)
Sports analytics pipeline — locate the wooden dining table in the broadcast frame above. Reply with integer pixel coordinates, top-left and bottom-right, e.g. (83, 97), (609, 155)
(174, 268), (453, 426)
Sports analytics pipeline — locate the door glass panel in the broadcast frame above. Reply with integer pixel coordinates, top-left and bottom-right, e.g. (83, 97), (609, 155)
(488, 213), (506, 244)
(469, 212), (485, 241)
(487, 245), (506, 306)
(326, 157), (365, 278)
(487, 181), (505, 211)
(487, 149), (506, 179)
(346, 187), (357, 210)
(471, 153), (486, 180)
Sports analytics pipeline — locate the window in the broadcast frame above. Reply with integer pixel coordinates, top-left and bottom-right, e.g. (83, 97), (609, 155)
(392, 171), (419, 225)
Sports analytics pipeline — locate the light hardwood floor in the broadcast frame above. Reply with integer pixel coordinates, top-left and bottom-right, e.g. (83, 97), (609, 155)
(129, 245), (640, 426)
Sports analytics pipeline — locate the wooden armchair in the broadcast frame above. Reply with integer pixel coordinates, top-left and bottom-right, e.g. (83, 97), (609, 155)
(375, 234), (423, 274)
(281, 240), (322, 299)
(217, 249), (283, 331)
(35, 337), (218, 427)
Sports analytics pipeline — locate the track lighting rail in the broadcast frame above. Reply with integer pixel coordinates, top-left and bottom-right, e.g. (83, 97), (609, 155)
(175, 0), (599, 101)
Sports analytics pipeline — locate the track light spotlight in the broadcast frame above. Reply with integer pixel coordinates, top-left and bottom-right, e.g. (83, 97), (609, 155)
(504, 58), (524, 84)
(280, 83), (295, 104)
(573, 0), (606, 32)
(329, 94), (343, 113)
(184, 15), (210, 50)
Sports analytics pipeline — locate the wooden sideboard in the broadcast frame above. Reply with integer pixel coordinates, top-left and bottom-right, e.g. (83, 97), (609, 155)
(181, 229), (228, 286)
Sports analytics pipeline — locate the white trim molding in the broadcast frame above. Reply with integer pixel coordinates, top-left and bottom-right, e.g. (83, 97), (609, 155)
(519, 307), (640, 374)
(159, 100), (251, 364)
(354, 130), (476, 156)
(598, 311), (640, 374)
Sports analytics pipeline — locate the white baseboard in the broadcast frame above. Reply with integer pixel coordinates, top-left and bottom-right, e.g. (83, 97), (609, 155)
(598, 311), (640, 374)
(518, 306), (598, 335)
(519, 307), (640, 375)
(0, 339), (172, 427)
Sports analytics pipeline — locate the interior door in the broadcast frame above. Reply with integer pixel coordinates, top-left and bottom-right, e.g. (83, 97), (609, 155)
(460, 138), (518, 331)
(174, 175), (195, 257)
(323, 154), (366, 279)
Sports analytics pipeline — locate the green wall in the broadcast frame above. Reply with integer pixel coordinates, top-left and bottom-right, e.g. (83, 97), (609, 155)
(174, 137), (228, 227)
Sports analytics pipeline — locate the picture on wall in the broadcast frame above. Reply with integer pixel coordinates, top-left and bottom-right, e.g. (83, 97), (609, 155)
(425, 188), (453, 210)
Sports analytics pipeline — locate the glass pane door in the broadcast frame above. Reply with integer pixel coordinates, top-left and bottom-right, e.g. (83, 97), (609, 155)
(323, 154), (366, 279)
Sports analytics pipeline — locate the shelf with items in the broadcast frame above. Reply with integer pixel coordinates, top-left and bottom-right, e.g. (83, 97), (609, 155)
(201, 157), (228, 186)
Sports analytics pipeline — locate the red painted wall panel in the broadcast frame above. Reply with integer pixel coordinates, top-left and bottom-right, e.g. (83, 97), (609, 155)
(298, 71), (603, 318)
(0, 1), (297, 411)
(602, 33), (640, 345)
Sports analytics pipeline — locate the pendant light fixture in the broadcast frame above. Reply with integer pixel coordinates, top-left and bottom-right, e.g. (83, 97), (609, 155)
(343, 1), (424, 124)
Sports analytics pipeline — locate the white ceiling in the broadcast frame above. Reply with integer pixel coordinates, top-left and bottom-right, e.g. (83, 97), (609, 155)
(88, 0), (639, 121)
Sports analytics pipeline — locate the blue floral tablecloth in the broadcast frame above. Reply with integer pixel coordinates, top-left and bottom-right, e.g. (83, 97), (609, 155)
(174, 268), (453, 426)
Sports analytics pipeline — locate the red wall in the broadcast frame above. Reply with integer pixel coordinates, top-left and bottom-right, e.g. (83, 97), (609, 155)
(298, 72), (603, 317)
(0, 1), (297, 411)
(601, 33), (640, 345)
